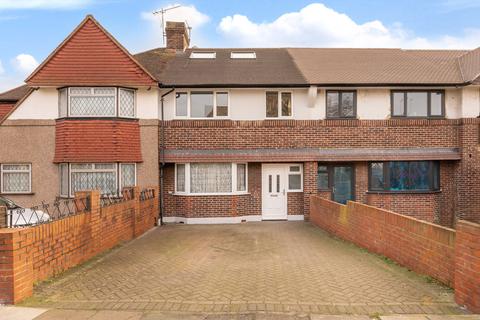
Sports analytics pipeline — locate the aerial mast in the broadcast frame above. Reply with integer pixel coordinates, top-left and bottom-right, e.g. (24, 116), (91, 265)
(153, 5), (183, 45)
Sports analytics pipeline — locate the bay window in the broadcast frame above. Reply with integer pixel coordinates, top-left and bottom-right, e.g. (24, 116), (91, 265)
(58, 87), (135, 118)
(368, 161), (440, 192)
(1, 164), (31, 194)
(391, 91), (444, 118)
(59, 163), (136, 197)
(175, 91), (229, 118)
(175, 163), (247, 194)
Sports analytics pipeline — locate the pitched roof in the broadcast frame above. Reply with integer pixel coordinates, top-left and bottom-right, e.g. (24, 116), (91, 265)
(0, 85), (30, 102)
(457, 47), (480, 83)
(0, 104), (15, 122)
(26, 15), (157, 87)
(288, 48), (468, 85)
(135, 47), (480, 87)
(133, 48), (177, 81)
(152, 48), (307, 87)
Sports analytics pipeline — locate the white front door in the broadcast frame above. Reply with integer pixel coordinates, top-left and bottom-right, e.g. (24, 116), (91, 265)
(262, 164), (287, 220)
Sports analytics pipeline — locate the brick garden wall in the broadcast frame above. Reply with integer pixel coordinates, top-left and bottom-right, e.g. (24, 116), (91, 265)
(0, 186), (159, 304)
(310, 196), (480, 313)
(455, 220), (480, 313)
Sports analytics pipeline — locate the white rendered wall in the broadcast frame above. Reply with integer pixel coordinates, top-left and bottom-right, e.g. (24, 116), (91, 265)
(136, 88), (159, 119)
(445, 88), (461, 119)
(9, 88), (58, 119)
(461, 86), (480, 118)
(356, 89), (390, 119)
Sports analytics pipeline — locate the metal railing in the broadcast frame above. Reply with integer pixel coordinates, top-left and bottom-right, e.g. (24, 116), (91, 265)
(140, 188), (155, 201)
(100, 188), (135, 208)
(4, 196), (90, 228)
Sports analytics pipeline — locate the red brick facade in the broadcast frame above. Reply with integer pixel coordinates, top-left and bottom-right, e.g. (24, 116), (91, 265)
(160, 118), (480, 227)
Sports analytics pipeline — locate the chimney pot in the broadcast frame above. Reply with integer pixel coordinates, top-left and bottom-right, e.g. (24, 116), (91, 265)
(165, 21), (190, 51)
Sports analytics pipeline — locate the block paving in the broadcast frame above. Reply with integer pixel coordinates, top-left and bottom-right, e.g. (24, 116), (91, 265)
(22, 222), (468, 316)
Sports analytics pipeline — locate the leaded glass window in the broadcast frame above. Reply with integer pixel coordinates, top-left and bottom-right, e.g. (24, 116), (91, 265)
(120, 164), (136, 189)
(70, 163), (117, 196)
(119, 88), (135, 118)
(1, 164), (31, 193)
(61, 87), (136, 118)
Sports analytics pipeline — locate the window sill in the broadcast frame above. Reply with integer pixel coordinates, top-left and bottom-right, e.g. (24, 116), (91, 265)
(0, 192), (35, 195)
(287, 190), (303, 193)
(172, 192), (250, 196)
(57, 117), (138, 120)
(390, 116), (445, 120)
(366, 190), (442, 195)
(173, 118), (232, 120)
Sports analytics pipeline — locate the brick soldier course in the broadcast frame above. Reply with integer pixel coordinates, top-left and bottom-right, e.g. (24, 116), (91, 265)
(22, 222), (467, 316)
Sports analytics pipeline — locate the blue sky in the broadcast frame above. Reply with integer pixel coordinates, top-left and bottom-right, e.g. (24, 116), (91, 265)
(1, 0), (480, 91)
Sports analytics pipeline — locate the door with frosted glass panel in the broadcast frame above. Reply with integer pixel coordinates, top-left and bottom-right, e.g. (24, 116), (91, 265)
(332, 165), (354, 204)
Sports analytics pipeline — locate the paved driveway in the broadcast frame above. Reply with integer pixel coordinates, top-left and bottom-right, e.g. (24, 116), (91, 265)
(23, 222), (466, 316)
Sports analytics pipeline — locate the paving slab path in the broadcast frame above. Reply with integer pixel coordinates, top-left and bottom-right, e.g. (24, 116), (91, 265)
(21, 222), (470, 317)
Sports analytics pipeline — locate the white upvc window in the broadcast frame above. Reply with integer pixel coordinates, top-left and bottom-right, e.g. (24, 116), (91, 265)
(266, 90), (293, 118)
(287, 164), (303, 192)
(1, 164), (32, 194)
(175, 163), (248, 195)
(60, 163), (137, 197)
(175, 90), (230, 119)
(59, 87), (136, 118)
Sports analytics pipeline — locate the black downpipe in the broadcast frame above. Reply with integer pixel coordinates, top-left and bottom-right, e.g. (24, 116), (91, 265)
(159, 88), (174, 225)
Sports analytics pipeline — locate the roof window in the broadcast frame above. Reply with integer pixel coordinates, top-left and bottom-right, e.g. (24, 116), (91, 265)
(190, 51), (216, 59)
(230, 51), (256, 59)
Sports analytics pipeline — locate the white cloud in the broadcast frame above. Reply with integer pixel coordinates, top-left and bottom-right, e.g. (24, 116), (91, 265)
(0, 60), (4, 74)
(141, 4), (209, 29)
(12, 54), (39, 74)
(0, 0), (91, 10)
(218, 3), (480, 49)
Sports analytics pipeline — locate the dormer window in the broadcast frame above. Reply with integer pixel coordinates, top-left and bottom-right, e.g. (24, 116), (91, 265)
(58, 87), (135, 118)
(230, 51), (256, 59)
(190, 51), (216, 59)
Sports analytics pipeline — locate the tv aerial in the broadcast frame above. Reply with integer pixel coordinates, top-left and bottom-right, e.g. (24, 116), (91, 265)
(153, 5), (191, 45)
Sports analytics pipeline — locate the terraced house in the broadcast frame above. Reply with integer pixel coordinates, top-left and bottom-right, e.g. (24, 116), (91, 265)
(0, 15), (479, 227)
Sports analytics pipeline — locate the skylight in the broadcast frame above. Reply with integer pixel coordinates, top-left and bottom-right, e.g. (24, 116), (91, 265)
(190, 52), (216, 59)
(230, 51), (256, 59)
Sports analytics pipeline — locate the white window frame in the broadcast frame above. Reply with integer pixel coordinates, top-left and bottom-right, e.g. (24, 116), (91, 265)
(69, 163), (118, 197)
(119, 163), (137, 190)
(174, 163), (248, 195)
(59, 163), (69, 197)
(265, 90), (294, 119)
(1, 163), (32, 194)
(190, 52), (216, 59)
(287, 164), (303, 192)
(174, 90), (230, 119)
(61, 163), (137, 198)
(60, 87), (136, 118)
(230, 51), (256, 59)
(118, 88), (137, 119)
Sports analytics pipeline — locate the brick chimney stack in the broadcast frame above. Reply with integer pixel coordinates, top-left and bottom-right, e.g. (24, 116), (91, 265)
(165, 21), (190, 51)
